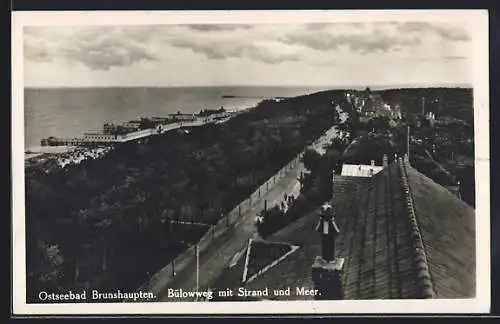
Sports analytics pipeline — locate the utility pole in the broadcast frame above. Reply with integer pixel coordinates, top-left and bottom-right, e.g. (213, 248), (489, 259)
(406, 125), (410, 161)
(196, 244), (200, 292)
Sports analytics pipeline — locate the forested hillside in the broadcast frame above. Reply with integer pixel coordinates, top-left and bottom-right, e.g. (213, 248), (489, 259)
(25, 90), (346, 301)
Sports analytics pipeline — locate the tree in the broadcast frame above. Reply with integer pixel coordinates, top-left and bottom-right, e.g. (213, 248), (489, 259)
(302, 149), (326, 173)
(28, 240), (65, 296)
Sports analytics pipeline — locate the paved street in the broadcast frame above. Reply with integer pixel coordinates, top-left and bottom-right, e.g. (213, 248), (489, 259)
(138, 122), (341, 302)
(156, 161), (305, 301)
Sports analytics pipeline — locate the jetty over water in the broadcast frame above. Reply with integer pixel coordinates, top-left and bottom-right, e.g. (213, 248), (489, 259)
(40, 112), (233, 147)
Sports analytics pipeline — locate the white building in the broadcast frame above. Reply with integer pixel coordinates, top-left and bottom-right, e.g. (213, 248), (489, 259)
(340, 160), (384, 178)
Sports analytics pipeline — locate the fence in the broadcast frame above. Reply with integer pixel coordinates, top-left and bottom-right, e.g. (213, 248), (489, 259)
(137, 124), (338, 296)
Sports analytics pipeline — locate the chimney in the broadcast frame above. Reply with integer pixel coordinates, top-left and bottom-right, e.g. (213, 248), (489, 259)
(312, 203), (344, 300)
(370, 160), (375, 166)
(382, 154), (388, 167)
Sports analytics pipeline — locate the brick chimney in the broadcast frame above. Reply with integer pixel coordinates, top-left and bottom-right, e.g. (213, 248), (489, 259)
(382, 154), (388, 167)
(312, 203), (344, 300)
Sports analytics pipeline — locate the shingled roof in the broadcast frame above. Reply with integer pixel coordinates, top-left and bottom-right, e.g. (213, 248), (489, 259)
(332, 174), (369, 196)
(210, 158), (475, 300)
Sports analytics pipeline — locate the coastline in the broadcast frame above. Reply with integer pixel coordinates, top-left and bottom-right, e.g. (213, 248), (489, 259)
(24, 106), (250, 168)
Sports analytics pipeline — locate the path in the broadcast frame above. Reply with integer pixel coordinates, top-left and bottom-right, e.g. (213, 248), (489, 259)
(155, 161), (305, 302)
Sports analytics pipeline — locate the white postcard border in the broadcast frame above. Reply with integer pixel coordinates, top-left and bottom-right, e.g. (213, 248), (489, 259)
(11, 9), (490, 315)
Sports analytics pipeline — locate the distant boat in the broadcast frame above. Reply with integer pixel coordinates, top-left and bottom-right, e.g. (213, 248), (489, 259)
(222, 94), (289, 100)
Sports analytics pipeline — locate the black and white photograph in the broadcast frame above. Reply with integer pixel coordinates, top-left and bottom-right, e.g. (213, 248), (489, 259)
(12, 10), (490, 315)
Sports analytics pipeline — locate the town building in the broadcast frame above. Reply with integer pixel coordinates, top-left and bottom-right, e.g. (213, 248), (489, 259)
(103, 122), (119, 134)
(122, 121), (142, 130)
(425, 111), (436, 127)
(168, 112), (197, 121)
(340, 160), (385, 178)
(103, 121), (142, 134)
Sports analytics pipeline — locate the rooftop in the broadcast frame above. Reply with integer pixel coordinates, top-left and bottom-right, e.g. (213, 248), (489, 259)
(341, 164), (385, 177)
(210, 159), (475, 300)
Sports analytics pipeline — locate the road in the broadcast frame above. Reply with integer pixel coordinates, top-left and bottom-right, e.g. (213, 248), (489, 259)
(140, 121), (343, 302)
(156, 161), (305, 302)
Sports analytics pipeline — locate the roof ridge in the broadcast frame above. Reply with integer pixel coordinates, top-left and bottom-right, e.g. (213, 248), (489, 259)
(397, 157), (436, 299)
(406, 163), (474, 211)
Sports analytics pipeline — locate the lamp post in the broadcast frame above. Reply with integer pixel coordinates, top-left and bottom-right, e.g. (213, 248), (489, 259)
(196, 244), (200, 292)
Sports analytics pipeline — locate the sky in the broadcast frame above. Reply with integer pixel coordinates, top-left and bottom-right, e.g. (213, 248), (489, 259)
(23, 21), (473, 88)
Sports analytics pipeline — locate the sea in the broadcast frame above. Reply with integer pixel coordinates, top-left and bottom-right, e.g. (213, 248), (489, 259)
(24, 86), (334, 151)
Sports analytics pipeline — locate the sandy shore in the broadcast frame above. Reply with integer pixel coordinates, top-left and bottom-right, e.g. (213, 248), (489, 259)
(25, 145), (113, 170)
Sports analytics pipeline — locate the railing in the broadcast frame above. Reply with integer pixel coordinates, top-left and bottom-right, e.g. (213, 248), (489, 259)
(42, 115), (233, 147)
(137, 123), (340, 297)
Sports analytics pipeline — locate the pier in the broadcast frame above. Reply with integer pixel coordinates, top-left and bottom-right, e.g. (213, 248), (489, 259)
(40, 112), (234, 147)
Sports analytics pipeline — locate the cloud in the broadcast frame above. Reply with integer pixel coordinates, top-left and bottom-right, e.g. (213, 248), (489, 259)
(168, 36), (301, 64)
(280, 27), (421, 54)
(24, 34), (56, 62)
(65, 37), (158, 70)
(23, 22), (471, 70)
(397, 22), (470, 41)
(24, 26), (159, 70)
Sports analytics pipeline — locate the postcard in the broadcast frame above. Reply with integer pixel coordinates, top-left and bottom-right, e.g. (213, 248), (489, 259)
(11, 9), (490, 315)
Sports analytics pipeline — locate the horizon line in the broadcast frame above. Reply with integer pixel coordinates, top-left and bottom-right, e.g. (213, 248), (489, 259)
(24, 83), (473, 90)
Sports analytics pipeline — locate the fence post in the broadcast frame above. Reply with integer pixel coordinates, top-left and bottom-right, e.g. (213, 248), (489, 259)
(266, 181), (269, 191)
(172, 259), (176, 276)
(258, 187), (261, 197)
(238, 204), (241, 217)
